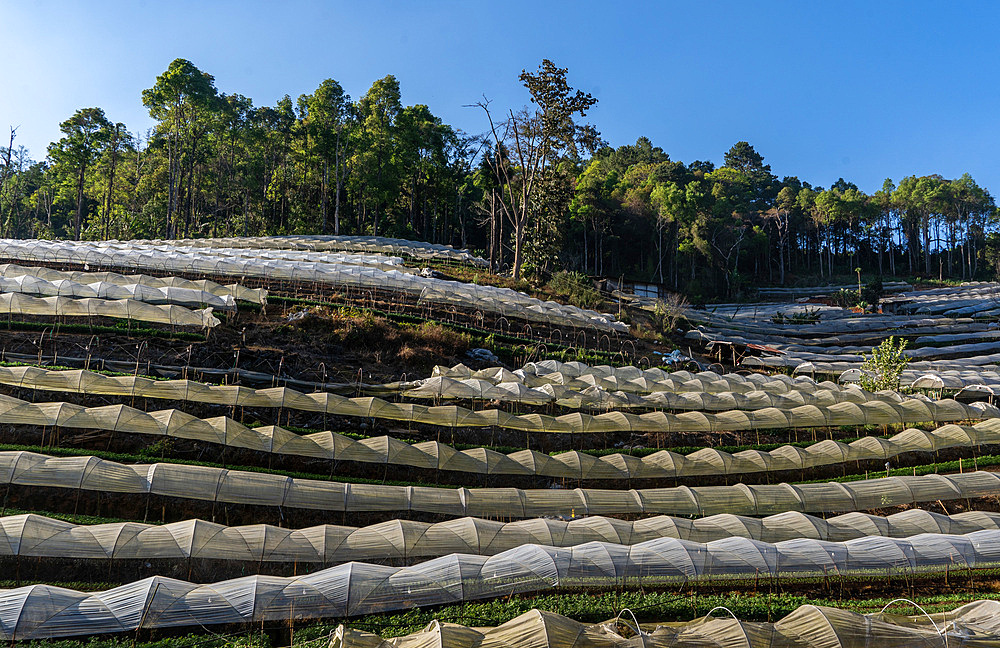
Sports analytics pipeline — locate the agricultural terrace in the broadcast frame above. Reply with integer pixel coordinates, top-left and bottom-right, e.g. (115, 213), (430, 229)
(0, 237), (998, 645)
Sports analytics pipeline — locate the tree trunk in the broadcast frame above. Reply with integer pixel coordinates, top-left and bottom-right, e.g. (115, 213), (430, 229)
(512, 218), (525, 279)
(74, 164), (86, 241)
(104, 142), (119, 240)
(488, 189), (498, 272)
(333, 129), (342, 236)
(321, 160), (329, 234)
(778, 240), (785, 285)
(922, 213), (932, 275)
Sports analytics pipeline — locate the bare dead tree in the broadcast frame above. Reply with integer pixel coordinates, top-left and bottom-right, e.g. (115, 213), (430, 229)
(474, 98), (545, 279)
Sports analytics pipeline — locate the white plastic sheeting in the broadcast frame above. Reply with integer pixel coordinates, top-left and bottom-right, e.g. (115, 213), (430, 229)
(4, 531), (1000, 639)
(743, 355), (1000, 374)
(758, 281), (912, 297)
(0, 263), (267, 304)
(334, 602), (1000, 648)
(0, 239), (626, 332)
(139, 234), (489, 266)
(2, 371), (1000, 479)
(0, 366), (992, 438)
(0, 274), (236, 310)
(1, 450), (997, 517)
(4, 509), (1000, 564)
(0, 357), (918, 413)
(889, 282), (1000, 316)
(0, 293), (218, 327)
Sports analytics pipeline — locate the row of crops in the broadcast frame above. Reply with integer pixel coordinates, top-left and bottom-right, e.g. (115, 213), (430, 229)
(0, 239), (993, 644)
(0, 237), (628, 333)
(686, 283), (1000, 380)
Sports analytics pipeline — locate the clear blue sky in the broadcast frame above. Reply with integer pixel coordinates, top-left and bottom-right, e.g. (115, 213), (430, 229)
(2, 0), (999, 194)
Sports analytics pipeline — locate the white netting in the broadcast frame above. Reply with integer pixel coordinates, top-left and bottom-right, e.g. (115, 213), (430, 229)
(2, 509), (1000, 563)
(0, 263), (267, 304)
(1, 532), (1000, 639)
(334, 602), (1000, 648)
(0, 450), (995, 517)
(0, 370), (997, 479)
(137, 234), (490, 266)
(0, 366), (990, 440)
(0, 293), (218, 327)
(0, 274), (235, 310)
(0, 240), (625, 332)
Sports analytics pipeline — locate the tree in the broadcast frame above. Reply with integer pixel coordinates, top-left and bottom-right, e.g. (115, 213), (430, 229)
(570, 159), (617, 275)
(477, 59), (599, 278)
(299, 79), (351, 234)
(859, 336), (909, 392)
(353, 75), (402, 235)
(47, 107), (113, 240)
(894, 175), (947, 276)
(142, 58), (219, 238)
(764, 185), (796, 284)
(396, 103), (450, 239)
(872, 179), (897, 275)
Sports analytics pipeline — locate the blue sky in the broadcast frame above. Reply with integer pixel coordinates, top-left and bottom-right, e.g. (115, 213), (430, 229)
(2, 0), (999, 193)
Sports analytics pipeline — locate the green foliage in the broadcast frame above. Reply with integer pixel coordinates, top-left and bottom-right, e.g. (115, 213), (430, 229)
(859, 335), (910, 392)
(860, 278), (883, 305)
(3, 59), (999, 298)
(830, 289), (861, 307)
(771, 309), (820, 325)
(545, 271), (603, 309)
(650, 293), (690, 334)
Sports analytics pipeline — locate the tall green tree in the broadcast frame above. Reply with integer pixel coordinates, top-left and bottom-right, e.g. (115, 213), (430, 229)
(142, 58), (220, 238)
(353, 75), (402, 235)
(47, 107), (113, 240)
(299, 79), (351, 234)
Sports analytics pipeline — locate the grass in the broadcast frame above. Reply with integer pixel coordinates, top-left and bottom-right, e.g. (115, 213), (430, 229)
(545, 271), (606, 310)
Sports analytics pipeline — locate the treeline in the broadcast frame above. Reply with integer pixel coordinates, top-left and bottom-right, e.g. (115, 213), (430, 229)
(0, 58), (997, 299)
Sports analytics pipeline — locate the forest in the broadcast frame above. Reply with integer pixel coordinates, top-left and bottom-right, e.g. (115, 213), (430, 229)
(0, 57), (997, 300)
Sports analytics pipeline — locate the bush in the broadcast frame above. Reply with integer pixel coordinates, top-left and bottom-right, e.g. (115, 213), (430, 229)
(830, 289), (860, 308)
(772, 309), (820, 325)
(860, 278), (883, 306)
(545, 271), (603, 310)
(651, 293), (690, 334)
(859, 336), (909, 392)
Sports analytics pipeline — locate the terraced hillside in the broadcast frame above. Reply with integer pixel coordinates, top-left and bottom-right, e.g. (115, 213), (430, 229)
(0, 239), (995, 647)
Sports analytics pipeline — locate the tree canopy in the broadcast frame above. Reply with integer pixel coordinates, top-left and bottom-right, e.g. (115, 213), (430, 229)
(1, 58), (997, 300)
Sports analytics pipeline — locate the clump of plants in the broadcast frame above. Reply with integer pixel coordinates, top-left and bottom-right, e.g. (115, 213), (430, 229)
(545, 271), (603, 309)
(651, 292), (690, 334)
(772, 309), (820, 325)
(830, 278), (883, 312)
(830, 289), (861, 308)
(860, 278), (883, 305)
(859, 335), (909, 392)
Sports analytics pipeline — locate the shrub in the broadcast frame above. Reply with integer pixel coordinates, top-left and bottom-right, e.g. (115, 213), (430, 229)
(545, 271), (603, 310)
(830, 289), (860, 308)
(860, 278), (883, 306)
(859, 336), (909, 392)
(772, 309), (820, 325)
(651, 293), (690, 333)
